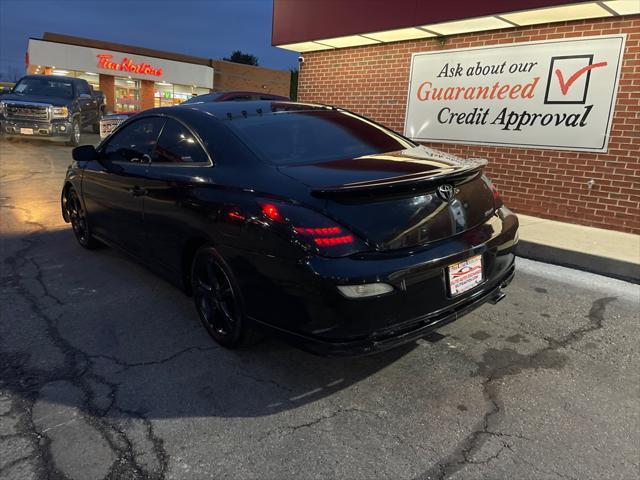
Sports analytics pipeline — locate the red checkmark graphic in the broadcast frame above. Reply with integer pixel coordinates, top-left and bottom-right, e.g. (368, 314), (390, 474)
(554, 61), (608, 95)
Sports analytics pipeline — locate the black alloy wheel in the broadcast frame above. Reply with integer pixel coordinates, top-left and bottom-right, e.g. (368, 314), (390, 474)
(191, 246), (256, 348)
(64, 187), (98, 249)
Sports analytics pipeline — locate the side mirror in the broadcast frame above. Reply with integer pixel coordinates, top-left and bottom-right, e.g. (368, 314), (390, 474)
(72, 145), (98, 162)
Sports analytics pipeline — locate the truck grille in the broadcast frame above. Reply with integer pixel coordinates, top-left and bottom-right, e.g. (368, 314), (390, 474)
(5, 102), (50, 121)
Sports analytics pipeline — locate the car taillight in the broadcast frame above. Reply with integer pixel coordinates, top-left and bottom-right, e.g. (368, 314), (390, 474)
(261, 203), (285, 223)
(259, 201), (365, 257)
(313, 235), (354, 246)
(491, 185), (502, 204)
(482, 176), (503, 209)
(294, 227), (341, 236)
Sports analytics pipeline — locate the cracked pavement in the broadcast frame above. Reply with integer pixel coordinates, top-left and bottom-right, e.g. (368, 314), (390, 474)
(1, 135), (639, 480)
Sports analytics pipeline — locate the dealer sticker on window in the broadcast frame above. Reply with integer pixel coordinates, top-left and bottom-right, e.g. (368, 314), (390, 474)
(448, 255), (483, 296)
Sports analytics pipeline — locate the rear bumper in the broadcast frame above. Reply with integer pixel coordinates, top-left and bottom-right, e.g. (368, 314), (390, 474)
(1, 118), (71, 140)
(225, 207), (519, 356)
(254, 263), (514, 356)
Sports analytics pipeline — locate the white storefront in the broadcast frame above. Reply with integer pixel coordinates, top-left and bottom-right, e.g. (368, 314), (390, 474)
(27, 38), (214, 112)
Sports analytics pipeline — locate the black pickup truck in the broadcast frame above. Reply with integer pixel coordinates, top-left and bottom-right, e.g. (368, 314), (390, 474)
(0, 75), (104, 146)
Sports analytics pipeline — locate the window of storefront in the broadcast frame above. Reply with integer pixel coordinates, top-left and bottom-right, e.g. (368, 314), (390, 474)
(176, 84), (209, 102)
(155, 82), (174, 107)
(115, 77), (141, 112)
(154, 82), (209, 107)
(34, 68), (100, 91)
(68, 71), (100, 91)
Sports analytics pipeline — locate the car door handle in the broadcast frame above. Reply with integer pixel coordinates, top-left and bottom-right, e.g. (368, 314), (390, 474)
(129, 186), (147, 197)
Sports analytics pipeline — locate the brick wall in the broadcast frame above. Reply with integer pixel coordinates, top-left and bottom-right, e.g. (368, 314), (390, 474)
(297, 16), (640, 234)
(140, 80), (155, 111)
(212, 60), (291, 97)
(98, 75), (114, 112)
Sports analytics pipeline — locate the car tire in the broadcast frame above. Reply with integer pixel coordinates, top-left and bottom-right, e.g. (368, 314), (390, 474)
(63, 187), (99, 249)
(66, 118), (81, 147)
(190, 245), (261, 349)
(92, 120), (100, 134)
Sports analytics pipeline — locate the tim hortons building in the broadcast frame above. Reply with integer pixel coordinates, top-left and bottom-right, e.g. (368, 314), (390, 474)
(27, 32), (291, 113)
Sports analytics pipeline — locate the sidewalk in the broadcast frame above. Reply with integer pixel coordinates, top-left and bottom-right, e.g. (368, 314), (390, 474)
(515, 214), (640, 283)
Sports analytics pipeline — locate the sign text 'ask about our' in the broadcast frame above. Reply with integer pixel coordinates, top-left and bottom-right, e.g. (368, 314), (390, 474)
(404, 35), (626, 152)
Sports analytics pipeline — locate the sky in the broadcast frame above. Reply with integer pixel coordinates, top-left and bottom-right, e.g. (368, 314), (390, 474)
(0, 0), (299, 81)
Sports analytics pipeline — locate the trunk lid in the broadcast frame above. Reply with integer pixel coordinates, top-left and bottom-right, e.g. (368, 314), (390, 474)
(278, 146), (496, 251)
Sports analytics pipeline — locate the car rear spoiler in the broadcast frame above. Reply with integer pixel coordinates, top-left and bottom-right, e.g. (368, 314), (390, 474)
(311, 160), (487, 199)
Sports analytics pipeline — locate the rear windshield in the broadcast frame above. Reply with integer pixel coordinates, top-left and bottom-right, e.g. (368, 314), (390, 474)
(13, 77), (74, 98)
(225, 110), (413, 165)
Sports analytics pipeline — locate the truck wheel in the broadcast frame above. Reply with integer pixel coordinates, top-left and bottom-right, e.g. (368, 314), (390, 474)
(93, 112), (102, 134)
(66, 119), (81, 147)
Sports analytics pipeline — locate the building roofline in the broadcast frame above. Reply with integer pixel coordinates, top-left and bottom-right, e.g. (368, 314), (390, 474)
(37, 32), (291, 77)
(42, 32), (212, 66)
(271, 0), (637, 51)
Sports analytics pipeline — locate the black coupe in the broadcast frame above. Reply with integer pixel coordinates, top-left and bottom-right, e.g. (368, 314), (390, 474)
(62, 101), (518, 355)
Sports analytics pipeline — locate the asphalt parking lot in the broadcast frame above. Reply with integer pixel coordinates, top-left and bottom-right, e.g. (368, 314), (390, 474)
(0, 134), (638, 480)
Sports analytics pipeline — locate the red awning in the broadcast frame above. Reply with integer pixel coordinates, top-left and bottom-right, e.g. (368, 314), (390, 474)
(272, 0), (593, 45)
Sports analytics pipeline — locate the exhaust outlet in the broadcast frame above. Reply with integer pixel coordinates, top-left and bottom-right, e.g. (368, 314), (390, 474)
(488, 290), (506, 305)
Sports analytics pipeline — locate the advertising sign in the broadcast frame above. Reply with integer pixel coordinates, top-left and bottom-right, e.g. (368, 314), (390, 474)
(96, 53), (163, 77)
(404, 35), (626, 152)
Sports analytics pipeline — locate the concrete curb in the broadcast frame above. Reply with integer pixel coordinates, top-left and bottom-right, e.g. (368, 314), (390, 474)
(516, 241), (640, 284)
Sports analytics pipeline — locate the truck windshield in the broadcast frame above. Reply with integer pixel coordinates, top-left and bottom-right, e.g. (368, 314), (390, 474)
(13, 77), (74, 99)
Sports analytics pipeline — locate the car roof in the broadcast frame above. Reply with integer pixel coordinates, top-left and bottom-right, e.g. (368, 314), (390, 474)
(175, 100), (335, 121)
(183, 91), (289, 105)
(205, 91), (287, 97)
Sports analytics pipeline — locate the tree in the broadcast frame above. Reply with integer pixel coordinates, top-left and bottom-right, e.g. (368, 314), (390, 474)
(223, 51), (259, 66)
(0, 65), (24, 82)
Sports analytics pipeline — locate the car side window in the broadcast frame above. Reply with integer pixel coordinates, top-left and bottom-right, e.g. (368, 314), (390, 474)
(153, 119), (208, 164)
(103, 117), (165, 163)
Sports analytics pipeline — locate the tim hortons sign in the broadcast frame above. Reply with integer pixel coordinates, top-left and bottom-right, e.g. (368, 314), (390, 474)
(96, 54), (163, 77)
(404, 35), (626, 152)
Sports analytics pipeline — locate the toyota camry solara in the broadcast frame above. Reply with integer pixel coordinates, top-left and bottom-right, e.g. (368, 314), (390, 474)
(62, 101), (518, 356)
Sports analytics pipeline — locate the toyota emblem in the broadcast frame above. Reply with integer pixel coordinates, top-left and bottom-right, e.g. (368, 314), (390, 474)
(437, 184), (455, 202)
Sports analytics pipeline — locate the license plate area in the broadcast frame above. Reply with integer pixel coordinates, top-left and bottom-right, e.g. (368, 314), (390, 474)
(447, 255), (484, 296)
(20, 128), (34, 135)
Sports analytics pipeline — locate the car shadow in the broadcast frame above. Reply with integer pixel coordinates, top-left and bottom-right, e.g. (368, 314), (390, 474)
(1, 226), (418, 420)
